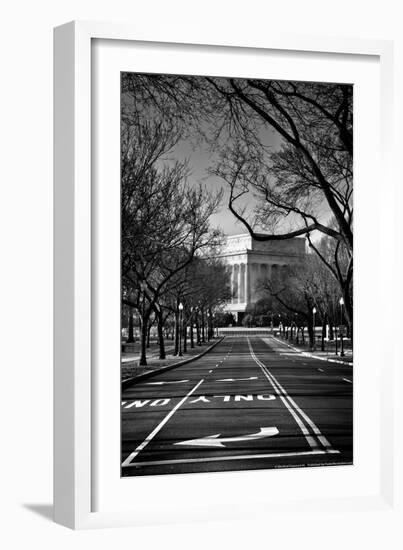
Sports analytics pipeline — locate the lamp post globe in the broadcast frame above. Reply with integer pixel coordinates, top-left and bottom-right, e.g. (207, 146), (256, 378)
(139, 281), (148, 366)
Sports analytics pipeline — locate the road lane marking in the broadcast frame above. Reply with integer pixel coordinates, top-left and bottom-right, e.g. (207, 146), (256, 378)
(122, 378), (204, 466)
(216, 376), (258, 382)
(268, 335), (353, 366)
(208, 369), (213, 373)
(248, 338), (336, 453)
(263, 359), (334, 451)
(150, 398), (170, 407)
(317, 368), (324, 373)
(235, 395), (253, 401)
(124, 399), (151, 409)
(123, 449), (340, 468)
(123, 394), (276, 409)
(190, 395), (210, 404)
(247, 338), (318, 451)
(175, 427), (279, 448)
(342, 378), (352, 384)
(145, 379), (189, 386)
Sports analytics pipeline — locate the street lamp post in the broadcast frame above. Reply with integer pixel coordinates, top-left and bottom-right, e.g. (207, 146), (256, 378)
(178, 302), (184, 356)
(189, 306), (194, 348)
(335, 323), (338, 355)
(139, 281), (147, 366)
(312, 307), (317, 351)
(339, 297), (345, 357)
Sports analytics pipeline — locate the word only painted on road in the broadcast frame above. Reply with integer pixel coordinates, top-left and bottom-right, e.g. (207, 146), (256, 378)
(122, 394), (276, 409)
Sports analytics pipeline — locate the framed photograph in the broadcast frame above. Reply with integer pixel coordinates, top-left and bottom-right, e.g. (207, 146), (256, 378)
(54, 21), (397, 529)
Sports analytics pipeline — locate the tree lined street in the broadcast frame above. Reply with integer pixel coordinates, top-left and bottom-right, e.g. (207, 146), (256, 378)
(121, 335), (353, 476)
(120, 74), (354, 476)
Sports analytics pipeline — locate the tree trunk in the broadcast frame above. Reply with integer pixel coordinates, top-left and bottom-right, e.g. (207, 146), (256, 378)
(139, 313), (148, 366)
(343, 287), (353, 345)
(201, 309), (206, 343)
(183, 321), (187, 354)
(127, 307), (134, 343)
(146, 320), (152, 348)
(195, 314), (201, 345)
(157, 312), (165, 360)
(190, 318), (194, 348)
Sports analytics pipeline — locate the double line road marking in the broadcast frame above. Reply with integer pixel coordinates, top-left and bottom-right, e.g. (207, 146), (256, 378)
(247, 338), (338, 455)
(122, 339), (339, 468)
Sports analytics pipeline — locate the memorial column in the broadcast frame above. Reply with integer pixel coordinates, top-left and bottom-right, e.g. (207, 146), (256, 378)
(237, 264), (242, 303)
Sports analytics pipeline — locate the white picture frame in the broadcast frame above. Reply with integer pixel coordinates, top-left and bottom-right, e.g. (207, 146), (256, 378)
(54, 20), (399, 530)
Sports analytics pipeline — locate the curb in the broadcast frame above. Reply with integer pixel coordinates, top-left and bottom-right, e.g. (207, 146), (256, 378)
(122, 337), (224, 389)
(122, 346), (176, 364)
(271, 336), (353, 366)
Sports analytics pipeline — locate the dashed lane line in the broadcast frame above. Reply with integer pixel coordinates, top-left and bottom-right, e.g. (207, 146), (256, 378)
(342, 378), (352, 384)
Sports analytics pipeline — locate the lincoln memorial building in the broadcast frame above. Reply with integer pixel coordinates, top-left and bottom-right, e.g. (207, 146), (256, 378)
(219, 233), (306, 324)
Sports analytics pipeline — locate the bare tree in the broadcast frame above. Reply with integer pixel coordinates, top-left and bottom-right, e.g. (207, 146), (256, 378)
(121, 117), (223, 365)
(203, 79), (353, 330)
(120, 73), (354, 348)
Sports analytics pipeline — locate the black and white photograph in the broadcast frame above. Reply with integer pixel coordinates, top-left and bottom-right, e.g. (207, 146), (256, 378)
(120, 73), (353, 477)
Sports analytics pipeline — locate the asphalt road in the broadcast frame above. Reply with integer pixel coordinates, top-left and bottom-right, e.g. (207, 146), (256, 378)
(121, 336), (353, 476)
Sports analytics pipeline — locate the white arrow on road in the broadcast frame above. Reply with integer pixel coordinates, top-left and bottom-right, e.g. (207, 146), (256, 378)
(145, 379), (189, 386)
(216, 376), (258, 382)
(174, 426), (279, 448)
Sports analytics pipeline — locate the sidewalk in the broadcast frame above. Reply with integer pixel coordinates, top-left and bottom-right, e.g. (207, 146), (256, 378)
(121, 338), (222, 381)
(271, 334), (353, 365)
(121, 343), (175, 363)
